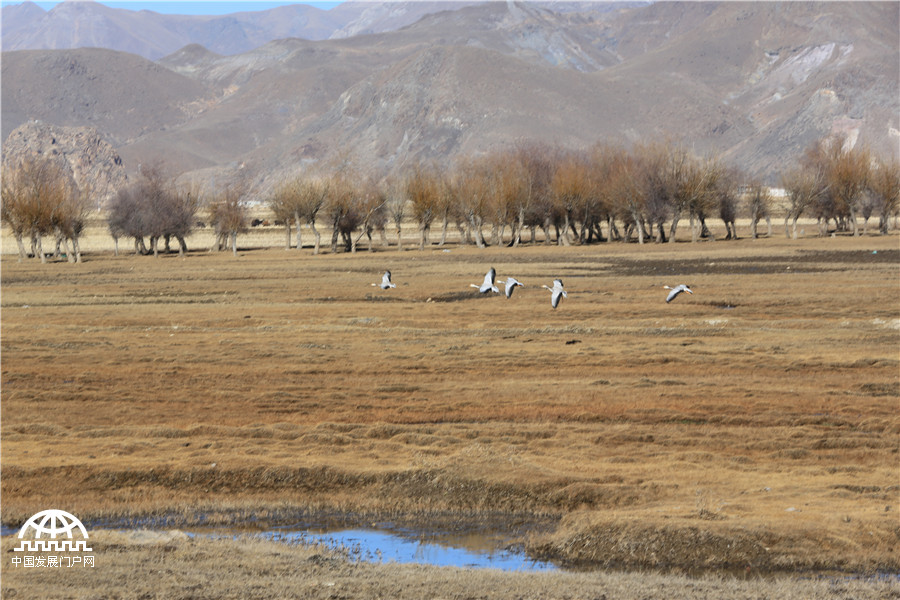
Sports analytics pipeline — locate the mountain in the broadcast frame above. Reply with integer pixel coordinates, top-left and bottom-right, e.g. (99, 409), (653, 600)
(0, 1), (484, 60)
(2, 1), (897, 194)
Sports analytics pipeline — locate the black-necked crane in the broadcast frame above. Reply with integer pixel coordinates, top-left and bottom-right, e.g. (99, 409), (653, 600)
(498, 277), (524, 299)
(542, 279), (567, 309)
(372, 270), (396, 289)
(471, 267), (499, 294)
(664, 284), (693, 303)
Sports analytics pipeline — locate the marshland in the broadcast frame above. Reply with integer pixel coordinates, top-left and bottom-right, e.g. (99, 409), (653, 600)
(1, 224), (898, 598)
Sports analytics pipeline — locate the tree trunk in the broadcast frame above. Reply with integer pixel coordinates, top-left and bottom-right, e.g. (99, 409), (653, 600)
(15, 233), (27, 262)
(33, 233), (46, 263)
(283, 221), (292, 250)
(437, 216), (448, 247)
(330, 222), (340, 254)
(558, 213), (571, 246)
(309, 220), (321, 255)
(230, 231), (238, 256)
(176, 235), (188, 256)
(72, 237), (82, 263)
(294, 212), (303, 250)
(631, 209), (644, 244)
(668, 210), (681, 243)
(608, 217), (621, 242)
(471, 215), (486, 248)
(419, 223), (429, 250)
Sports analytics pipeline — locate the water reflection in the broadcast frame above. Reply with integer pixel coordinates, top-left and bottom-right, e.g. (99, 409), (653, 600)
(263, 527), (557, 571)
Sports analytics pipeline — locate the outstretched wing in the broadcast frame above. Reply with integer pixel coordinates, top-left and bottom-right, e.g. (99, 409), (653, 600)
(480, 268), (497, 293)
(504, 278), (521, 298)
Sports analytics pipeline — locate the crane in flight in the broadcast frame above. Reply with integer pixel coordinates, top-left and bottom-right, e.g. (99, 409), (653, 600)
(664, 284), (693, 303)
(471, 267), (500, 294)
(498, 277), (524, 298)
(373, 270), (396, 289)
(542, 279), (567, 309)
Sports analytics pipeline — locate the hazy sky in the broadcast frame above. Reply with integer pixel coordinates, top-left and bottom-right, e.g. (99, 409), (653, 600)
(4, 1), (342, 14)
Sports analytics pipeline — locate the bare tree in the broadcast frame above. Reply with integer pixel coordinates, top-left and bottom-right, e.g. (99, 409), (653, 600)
(867, 155), (900, 235)
(632, 142), (671, 243)
(550, 151), (591, 246)
(106, 163), (197, 257)
(513, 142), (558, 245)
(1, 157), (79, 263)
(608, 146), (648, 244)
(453, 157), (493, 248)
(406, 161), (442, 250)
(714, 164), (741, 240)
(744, 181), (772, 239)
(823, 136), (870, 236)
(350, 177), (386, 253)
(384, 176), (408, 250)
(269, 177), (301, 250)
(665, 143), (692, 243)
(781, 164), (825, 239)
(208, 178), (248, 256)
(298, 177), (329, 255)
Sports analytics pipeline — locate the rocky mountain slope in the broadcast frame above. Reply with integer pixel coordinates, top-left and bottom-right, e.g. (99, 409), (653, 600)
(2, 1), (897, 195)
(0, 1), (484, 59)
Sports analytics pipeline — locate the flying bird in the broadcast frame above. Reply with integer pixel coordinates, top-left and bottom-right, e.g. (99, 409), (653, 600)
(373, 270), (396, 289)
(498, 277), (524, 299)
(664, 284), (693, 303)
(471, 267), (499, 294)
(542, 279), (567, 309)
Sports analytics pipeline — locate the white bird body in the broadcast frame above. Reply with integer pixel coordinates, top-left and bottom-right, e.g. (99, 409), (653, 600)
(471, 267), (499, 294)
(373, 270), (396, 289)
(542, 279), (567, 308)
(664, 284), (693, 303)
(498, 277), (524, 298)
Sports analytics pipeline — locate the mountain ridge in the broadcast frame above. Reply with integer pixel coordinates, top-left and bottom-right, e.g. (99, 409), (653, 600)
(2, 1), (897, 193)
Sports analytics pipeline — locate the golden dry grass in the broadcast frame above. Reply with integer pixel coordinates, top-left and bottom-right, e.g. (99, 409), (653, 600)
(3, 531), (897, 600)
(2, 228), (899, 587)
(2, 531), (897, 600)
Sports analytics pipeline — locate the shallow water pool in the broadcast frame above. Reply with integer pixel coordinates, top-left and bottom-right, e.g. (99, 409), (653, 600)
(258, 526), (558, 571)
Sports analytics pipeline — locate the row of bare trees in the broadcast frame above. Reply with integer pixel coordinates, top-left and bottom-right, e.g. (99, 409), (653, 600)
(780, 136), (900, 238)
(107, 164), (252, 257)
(4, 136), (898, 262)
(270, 141), (787, 251)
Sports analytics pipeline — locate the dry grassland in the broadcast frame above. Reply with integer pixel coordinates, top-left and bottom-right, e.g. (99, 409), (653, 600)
(3, 531), (897, 600)
(2, 228), (899, 596)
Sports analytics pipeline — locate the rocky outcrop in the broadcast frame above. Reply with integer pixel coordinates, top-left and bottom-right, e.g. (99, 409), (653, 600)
(2, 121), (128, 206)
